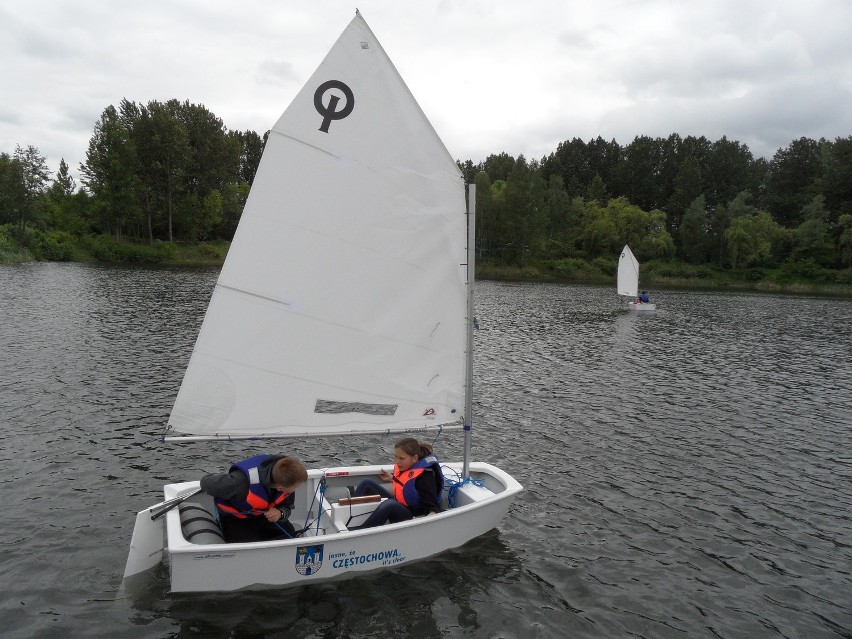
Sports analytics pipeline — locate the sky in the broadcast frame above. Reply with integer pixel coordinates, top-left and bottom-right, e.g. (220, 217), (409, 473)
(2, 0), (851, 185)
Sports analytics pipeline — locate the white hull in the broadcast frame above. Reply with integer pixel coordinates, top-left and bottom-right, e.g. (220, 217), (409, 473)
(628, 302), (656, 311)
(125, 461), (521, 592)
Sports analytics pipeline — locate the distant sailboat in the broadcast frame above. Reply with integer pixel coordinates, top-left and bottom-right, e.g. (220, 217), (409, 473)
(617, 245), (656, 311)
(123, 11), (522, 593)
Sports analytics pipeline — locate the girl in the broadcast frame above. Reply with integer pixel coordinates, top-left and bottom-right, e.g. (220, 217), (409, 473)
(351, 438), (444, 529)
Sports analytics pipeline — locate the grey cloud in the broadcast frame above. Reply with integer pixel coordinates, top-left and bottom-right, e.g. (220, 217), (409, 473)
(256, 59), (300, 86)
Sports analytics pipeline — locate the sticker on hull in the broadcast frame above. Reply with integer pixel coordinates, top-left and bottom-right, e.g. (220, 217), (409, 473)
(295, 544), (324, 576)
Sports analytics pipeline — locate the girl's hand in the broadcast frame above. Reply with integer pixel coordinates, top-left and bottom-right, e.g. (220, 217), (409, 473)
(378, 469), (392, 482)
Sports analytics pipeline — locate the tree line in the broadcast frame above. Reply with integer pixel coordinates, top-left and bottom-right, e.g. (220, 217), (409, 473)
(0, 98), (264, 260)
(460, 134), (852, 273)
(1, 98), (851, 276)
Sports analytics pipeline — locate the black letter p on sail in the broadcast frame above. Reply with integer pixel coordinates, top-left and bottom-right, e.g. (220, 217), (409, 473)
(314, 80), (355, 133)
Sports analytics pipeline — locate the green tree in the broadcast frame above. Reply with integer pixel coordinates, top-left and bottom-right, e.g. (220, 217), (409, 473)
(726, 211), (781, 268)
(45, 158), (86, 234)
(487, 178), (514, 263)
(667, 155), (702, 235)
(173, 100), (241, 241)
(680, 195), (708, 264)
(543, 175), (573, 256)
(585, 137), (620, 193)
(616, 135), (661, 211)
(792, 196), (835, 265)
(580, 200), (618, 258)
(656, 133), (683, 214)
(616, 198), (673, 260)
(81, 105), (142, 239)
(481, 152), (517, 183)
(500, 156), (546, 265)
(0, 152), (26, 226)
(727, 191), (759, 219)
(708, 202), (731, 267)
(50, 158), (76, 197)
(457, 159), (476, 186)
(643, 208), (675, 259)
(473, 171), (494, 257)
(217, 180), (250, 240)
(837, 214), (852, 267)
(610, 196), (648, 250)
(235, 130), (266, 185)
(198, 189), (224, 241)
(542, 138), (589, 198)
(11, 144), (51, 233)
(135, 100), (191, 242)
(704, 136), (755, 206)
(586, 174), (608, 204)
(823, 136), (852, 219)
(765, 137), (823, 227)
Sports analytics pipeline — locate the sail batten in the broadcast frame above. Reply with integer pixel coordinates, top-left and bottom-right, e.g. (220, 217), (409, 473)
(167, 13), (466, 440)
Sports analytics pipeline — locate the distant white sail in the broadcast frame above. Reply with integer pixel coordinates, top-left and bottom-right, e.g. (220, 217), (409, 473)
(167, 14), (467, 439)
(617, 245), (639, 298)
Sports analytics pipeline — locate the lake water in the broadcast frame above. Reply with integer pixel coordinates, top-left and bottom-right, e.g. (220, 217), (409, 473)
(1, 263), (850, 638)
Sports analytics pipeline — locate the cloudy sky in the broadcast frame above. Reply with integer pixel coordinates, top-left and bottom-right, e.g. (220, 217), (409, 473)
(2, 0), (851, 183)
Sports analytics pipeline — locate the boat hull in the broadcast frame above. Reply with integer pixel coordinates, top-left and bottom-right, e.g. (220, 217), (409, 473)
(130, 462), (521, 592)
(628, 302), (656, 311)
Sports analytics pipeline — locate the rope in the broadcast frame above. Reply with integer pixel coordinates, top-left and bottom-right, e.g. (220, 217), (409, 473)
(443, 467), (486, 509)
(430, 424), (444, 449)
(315, 478), (327, 536)
(300, 474), (328, 535)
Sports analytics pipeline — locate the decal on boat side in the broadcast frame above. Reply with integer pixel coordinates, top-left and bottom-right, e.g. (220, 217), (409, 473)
(192, 552), (236, 560)
(295, 544), (324, 576)
(328, 547), (406, 569)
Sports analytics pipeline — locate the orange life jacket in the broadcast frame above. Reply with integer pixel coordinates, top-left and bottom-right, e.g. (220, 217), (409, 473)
(391, 455), (442, 509)
(392, 466), (427, 507)
(214, 454), (290, 519)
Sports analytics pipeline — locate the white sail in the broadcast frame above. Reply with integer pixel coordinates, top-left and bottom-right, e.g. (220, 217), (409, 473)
(617, 245), (639, 298)
(167, 13), (467, 439)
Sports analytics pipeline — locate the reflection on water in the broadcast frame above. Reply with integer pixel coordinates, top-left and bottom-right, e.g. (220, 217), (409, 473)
(155, 531), (521, 637)
(1, 265), (850, 638)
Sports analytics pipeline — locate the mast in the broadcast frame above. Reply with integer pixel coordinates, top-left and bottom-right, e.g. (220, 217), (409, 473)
(463, 184), (476, 477)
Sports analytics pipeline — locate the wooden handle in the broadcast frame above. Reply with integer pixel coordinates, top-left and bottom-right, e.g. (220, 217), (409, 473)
(337, 495), (382, 506)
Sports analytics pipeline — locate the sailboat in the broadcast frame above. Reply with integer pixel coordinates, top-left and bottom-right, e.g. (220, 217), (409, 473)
(123, 12), (522, 593)
(617, 245), (656, 311)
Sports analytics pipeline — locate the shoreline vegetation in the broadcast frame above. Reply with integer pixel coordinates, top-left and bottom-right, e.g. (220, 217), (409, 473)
(3, 232), (850, 297)
(477, 262), (852, 297)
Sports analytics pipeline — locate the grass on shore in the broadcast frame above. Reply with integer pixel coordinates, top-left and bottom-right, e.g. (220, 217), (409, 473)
(3, 227), (851, 296)
(0, 226), (228, 266)
(477, 258), (852, 297)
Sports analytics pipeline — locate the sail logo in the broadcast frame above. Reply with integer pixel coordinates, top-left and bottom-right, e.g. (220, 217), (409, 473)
(295, 544), (324, 576)
(314, 80), (354, 132)
(423, 408), (436, 417)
